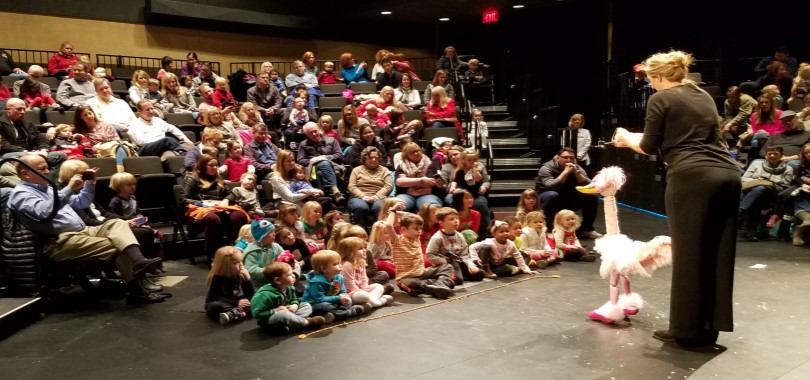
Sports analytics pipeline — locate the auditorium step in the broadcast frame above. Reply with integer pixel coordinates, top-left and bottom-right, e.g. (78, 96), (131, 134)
(0, 296), (43, 340)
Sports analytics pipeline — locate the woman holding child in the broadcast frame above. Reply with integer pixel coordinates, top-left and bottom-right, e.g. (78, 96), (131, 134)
(268, 149), (335, 213)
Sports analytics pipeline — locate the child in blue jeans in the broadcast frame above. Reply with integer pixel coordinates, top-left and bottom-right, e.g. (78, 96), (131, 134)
(301, 250), (368, 320)
(251, 262), (329, 334)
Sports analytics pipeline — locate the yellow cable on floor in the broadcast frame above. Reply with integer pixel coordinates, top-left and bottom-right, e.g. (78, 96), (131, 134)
(298, 274), (560, 340)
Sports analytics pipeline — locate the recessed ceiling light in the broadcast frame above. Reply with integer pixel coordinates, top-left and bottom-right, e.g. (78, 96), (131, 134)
(381, 11), (392, 15)
(513, 4), (525, 8)
(439, 17), (450, 21)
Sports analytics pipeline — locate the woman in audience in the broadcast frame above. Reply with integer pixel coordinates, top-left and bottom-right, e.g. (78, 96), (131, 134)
(371, 49), (391, 81)
(182, 52), (201, 76)
(260, 62), (273, 76)
(447, 149), (491, 239)
(391, 52), (421, 81)
(348, 124), (387, 167)
(302, 51), (318, 76)
(157, 56), (173, 80)
(424, 86), (462, 136)
(356, 86), (405, 117)
(395, 73), (422, 110)
(340, 53), (369, 84)
(162, 72), (199, 120)
(203, 108), (242, 151)
(73, 105), (134, 170)
(181, 154), (250, 262)
(185, 128), (224, 173)
(269, 149), (334, 213)
(48, 41), (78, 78)
(338, 104), (371, 147)
(128, 70), (151, 107)
(395, 142), (443, 212)
(435, 46), (468, 76)
(789, 63), (810, 105)
(757, 61), (792, 108)
(424, 70), (455, 102)
(747, 95), (784, 151)
(348, 146), (393, 230)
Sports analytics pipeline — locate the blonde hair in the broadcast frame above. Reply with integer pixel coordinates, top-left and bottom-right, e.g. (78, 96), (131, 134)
(311, 250), (341, 275)
(799, 63), (810, 81)
(132, 70), (150, 91)
(236, 224), (255, 244)
(522, 210), (546, 228)
(377, 197), (403, 221)
(206, 247), (244, 286)
(318, 115), (335, 132)
(147, 78), (160, 88)
(57, 159), (89, 183)
(201, 128), (223, 144)
(326, 222), (351, 250)
(300, 201), (323, 222)
(54, 123), (73, 136)
(343, 225), (368, 241)
(469, 58), (480, 66)
(161, 72), (186, 97)
(568, 113), (585, 127)
(273, 149), (296, 181)
(516, 189), (540, 220)
(641, 50), (694, 82)
(430, 86), (449, 108)
(368, 221), (388, 244)
(553, 209), (581, 232)
(338, 236), (366, 268)
(324, 61), (335, 68)
(109, 172), (137, 193)
(401, 142), (423, 159)
(214, 77), (227, 86)
(239, 102), (261, 123)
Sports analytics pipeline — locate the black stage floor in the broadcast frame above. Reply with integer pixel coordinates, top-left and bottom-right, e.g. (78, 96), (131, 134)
(1, 207), (809, 380)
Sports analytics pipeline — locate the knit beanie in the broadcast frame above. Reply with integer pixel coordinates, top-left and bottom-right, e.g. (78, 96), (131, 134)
(251, 219), (275, 242)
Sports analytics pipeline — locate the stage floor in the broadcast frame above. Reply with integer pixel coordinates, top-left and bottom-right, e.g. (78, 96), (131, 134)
(1, 208), (809, 380)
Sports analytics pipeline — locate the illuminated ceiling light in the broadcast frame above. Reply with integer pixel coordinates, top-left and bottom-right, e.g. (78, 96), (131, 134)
(381, 11), (392, 15)
(513, 4), (525, 8)
(439, 17), (450, 21)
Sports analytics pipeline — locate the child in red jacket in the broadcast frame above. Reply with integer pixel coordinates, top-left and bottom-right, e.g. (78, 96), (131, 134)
(212, 77), (237, 109)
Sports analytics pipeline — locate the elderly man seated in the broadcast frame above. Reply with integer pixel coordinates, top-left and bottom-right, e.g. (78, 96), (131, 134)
(535, 147), (602, 239)
(8, 154), (164, 303)
(86, 78), (137, 131)
(0, 99), (66, 187)
(55, 62), (95, 109)
(285, 60), (319, 92)
(297, 122), (345, 204)
(128, 100), (194, 158)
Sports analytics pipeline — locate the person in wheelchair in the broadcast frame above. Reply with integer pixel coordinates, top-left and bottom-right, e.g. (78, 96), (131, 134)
(8, 154), (165, 304)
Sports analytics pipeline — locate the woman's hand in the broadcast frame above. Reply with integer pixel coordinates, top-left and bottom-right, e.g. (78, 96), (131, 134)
(612, 127), (631, 147)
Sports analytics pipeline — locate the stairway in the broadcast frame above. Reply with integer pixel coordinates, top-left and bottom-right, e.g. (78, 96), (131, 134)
(476, 105), (540, 208)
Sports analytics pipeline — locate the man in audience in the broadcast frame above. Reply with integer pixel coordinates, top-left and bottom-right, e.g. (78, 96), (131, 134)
(285, 60), (319, 90)
(128, 100), (194, 158)
(761, 111), (810, 170)
(86, 78), (137, 131)
(190, 62), (221, 96)
(12, 65), (48, 97)
(0, 99), (66, 185)
(754, 46), (799, 78)
(243, 124), (278, 180)
(376, 58), (402, 91)
(535, 147), (601, 239)
(722, 85), (757, 145)
(740, 146), (793, 241)
(0, 49), (27, 79)
(8, 154), (164, 304)
(247, 72), (283, 127)
(55, 62), (95, 109)
(297, 122), (345, 204)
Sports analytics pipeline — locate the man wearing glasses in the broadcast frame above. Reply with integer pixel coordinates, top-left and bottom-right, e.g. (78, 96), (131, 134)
(535, 147), (602, 239)
(0, 98), (67, 184)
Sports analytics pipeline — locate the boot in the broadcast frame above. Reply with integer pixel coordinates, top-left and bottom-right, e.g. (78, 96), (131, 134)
(126, 280), (167, 305)
(305, 316), (326, 329)
(331, 186), (346, 206)
(482, 264), (497, 279)
(793, 211), (810, 245)
(139, 277), (164, 293)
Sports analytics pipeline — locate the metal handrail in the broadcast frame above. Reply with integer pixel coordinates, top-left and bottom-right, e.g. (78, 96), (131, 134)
(0, 157), (59, 223)
(96, 54), (221, 73)
(0, 47), (90, 67)
(486, 141), (494, 174)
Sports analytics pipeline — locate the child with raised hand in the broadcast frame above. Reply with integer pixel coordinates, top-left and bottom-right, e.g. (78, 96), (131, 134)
(553, 209), (597, 262)
(251, 262), (329, 335)
(339, 237), (393, 309)
(340, 224), (392, 290)
(205, 246), (255, 325)
(368, 221), (396, 279)
(221, 141), (254, 182)
(276, 225), (312, 272)
(231, 172), (264, 217)
(520, 211), (558, 268)
(386, 210), (456, 299)
(108, 172), (147, 226)
(378, 197), (406, 227)
(302, 250), (368, 321)
(301, 201), (327, 250)
(425, 207), (484, 284)
(234, 224), (254, 251)
(243, 220), (287, 288)
(470, 221), (538, 278)
(516, 189), (540, 221)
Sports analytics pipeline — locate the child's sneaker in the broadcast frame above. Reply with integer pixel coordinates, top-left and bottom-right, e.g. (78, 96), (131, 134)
(424, 284), (453, 299)
(305, 316), (326, 329)
(382, 283), (396, 295)
(349, 305), (366, 316)
(536, 259), (548, 269)
(580, 254), (597, 262)
(528, 259), (538, 269)
(766, 214), (780, 228)
(381, 295), (394, 305)
(361, 302), (373, 314)
(219, 307), (244, 326)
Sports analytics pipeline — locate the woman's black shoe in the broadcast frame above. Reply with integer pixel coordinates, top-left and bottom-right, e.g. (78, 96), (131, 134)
(652, 330), (677, 342)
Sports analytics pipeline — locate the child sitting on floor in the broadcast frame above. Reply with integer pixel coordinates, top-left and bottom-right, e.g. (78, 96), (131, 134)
(520, 211), (558, 268)
(553, 209), (597, 262)
(302, 250), (368, 321)
(469, 220), (538, 278)
(243, 220), (287, 288)
(206, 246), (255, 325)
(251, 262), (328, 334)
(425, 207), (484, 285)
(339, 237), (393, 309)
(301, 201), (327, 250)
(368, 220), (396, 279)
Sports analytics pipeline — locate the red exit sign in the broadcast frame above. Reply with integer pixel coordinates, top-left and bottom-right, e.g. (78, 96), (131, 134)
(483, 9), (499, 23)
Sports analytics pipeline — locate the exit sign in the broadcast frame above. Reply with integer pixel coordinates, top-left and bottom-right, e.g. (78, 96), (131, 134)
(483, 9), (499, 23)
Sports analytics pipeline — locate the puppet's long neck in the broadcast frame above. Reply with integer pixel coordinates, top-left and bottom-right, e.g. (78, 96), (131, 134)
(604, 195), (620, 235)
